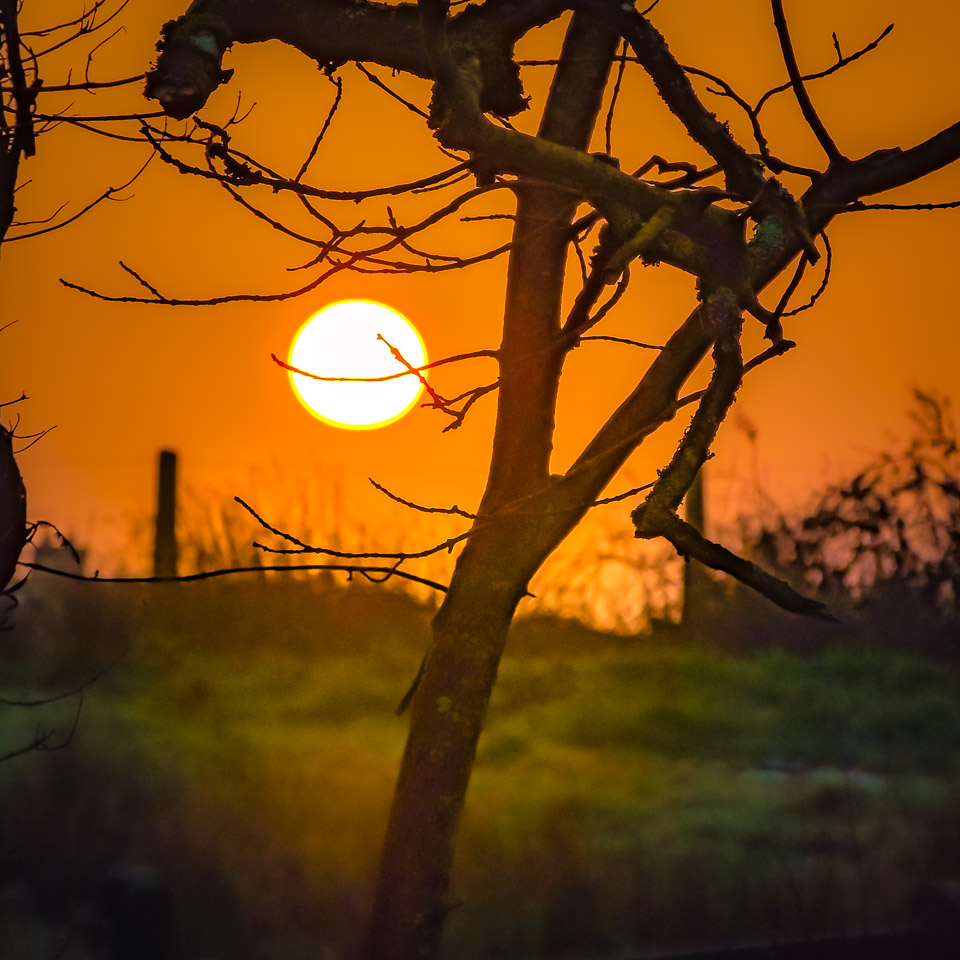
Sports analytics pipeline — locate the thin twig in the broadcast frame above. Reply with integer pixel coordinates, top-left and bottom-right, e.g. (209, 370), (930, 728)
(0, 73), (145, 93)
(377, 334), (448, 409)
(272, 348), (498, 384)
(369, 478), (477, 519)
(21, 560), (449, 593)
(754, 23), (894, 113)
(235, 496), (480, 562)
(604, 39), (628, 157)
(782, 232), (831, 316)
(355, 62), (430, 119)
(842, 198), (960, 212)
(295, 73), (343, 182)
(580, 334), (664, 350)
(3, 155), (153, 242)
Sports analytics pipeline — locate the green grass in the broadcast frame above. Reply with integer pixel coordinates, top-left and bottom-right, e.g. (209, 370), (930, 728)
(2, 577), (959, 959)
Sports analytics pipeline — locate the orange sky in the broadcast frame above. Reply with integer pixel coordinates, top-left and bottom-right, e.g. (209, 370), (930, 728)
(3, 0), (960, 599)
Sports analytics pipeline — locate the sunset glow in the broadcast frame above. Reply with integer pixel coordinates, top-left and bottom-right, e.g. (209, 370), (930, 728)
(288, 300), (427, 430)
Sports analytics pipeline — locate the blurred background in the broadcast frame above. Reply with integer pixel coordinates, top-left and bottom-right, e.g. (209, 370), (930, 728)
(3, 2), (960, 958)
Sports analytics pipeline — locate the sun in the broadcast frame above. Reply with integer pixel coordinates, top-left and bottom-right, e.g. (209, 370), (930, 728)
(288, 300), (427, 430)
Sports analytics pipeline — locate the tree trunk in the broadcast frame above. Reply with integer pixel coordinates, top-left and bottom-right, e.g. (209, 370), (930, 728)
(0, 0), (27, 254)
(366, 14), (620, 960)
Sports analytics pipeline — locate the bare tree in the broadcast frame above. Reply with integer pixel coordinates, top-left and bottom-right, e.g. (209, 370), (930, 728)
(117, 1), (960, 958)
(2, 0), (144, 756)
(3, 0), (160, 604)
(1, 0), (150, 254)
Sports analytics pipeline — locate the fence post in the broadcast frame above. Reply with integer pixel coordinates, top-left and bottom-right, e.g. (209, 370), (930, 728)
(153, 450), (178, 578)
(681, 465), (709, 625)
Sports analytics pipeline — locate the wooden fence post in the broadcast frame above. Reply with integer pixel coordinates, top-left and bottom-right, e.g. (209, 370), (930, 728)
(153, 450), (178, 578)
(682, 465), (709, 625)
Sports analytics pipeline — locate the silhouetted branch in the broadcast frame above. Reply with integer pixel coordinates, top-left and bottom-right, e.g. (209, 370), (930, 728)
(378, 334), (448, 410)
(296, 73), (343, 182)
(757, 231), (831, 340)
(143, 121), (471, 202)
(842, 198), (960, 212)
(579, 334), (664, 350)
(632, 290), (744, 522)
(3, 155), (152, 242)
(559, 251), (625, 341)
(19, 0), (116, 38)
(356, 62), (431, 120)
(369, 478), (478, 519)
(61, 166), (517, 303)
(21, 559), (449, 593)
(235, 495), (479, 562)
(21, 108), (166, 123)
(603, 2), (766, 200)
(771, 0), (843, 163)
(782, 232), (831, 316)
(0, 73), (144, 94)
(603, 38), (627, 156)
(272, 348), (498, 384)
(673, 338), (797, 415)
(436, 380), (499, 431)
(26, 0), (129, 56)
(276, 338), (502, 430)
(754, 22), (894, 113)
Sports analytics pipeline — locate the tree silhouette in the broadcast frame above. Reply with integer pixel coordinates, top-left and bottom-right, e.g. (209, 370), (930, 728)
(1, 0), (142, 758)
(127, 2), (960, 958)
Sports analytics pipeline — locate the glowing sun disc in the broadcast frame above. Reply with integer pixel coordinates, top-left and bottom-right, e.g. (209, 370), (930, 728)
(289, 300), (427, 430)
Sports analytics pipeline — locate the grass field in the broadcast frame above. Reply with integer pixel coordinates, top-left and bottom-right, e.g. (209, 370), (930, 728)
(2, 575), (959, 959)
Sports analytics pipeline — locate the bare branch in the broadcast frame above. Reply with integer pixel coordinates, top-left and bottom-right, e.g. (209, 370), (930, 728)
(19, 0), (116, 38)
(782, 232), (831, 316)
(236, 495), (479, 562)
(579, 333), (664, 350)
(374, 333), (444, 407)
(604, 1), (766, 199)
(0, 73), (144, 94)
(649, 512), (836, 619)
(22, 559), (449, 594)
(672, 338), (797, 415)
(631, 289), (744, 523)
(27, 0), (130, 58)
(770, 0), (844, 163)
(603, 38), (628, 156)
(754, 23), (894, 113)
(369, 478), (477, 519)
(295, 72), (343, 182)
(356, 62), (431, 120)
(3, 154), (152, 242)
(273, 347), (498, 384)
(842, 198), (960, 212)
(804, 120), (960, 210)
(23, 108), (167, 122)
(143, 121), (471, 202)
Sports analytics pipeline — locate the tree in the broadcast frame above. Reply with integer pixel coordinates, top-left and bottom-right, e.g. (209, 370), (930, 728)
(3, 0), (149, 605)
(123, 2), (960, 958)
(2, 0), (139, 757)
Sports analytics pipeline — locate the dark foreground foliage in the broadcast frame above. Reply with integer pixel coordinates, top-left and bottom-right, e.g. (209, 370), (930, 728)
(1, 574), (958, 960)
